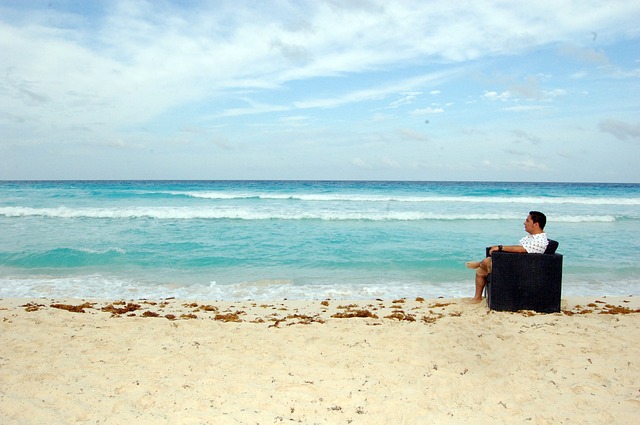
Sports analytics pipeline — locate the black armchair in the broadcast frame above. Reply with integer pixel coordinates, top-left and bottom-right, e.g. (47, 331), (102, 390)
(485, 240), (563, 313)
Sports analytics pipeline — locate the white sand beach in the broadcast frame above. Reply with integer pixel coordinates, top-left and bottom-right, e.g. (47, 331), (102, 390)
(1, 296), (639, 424)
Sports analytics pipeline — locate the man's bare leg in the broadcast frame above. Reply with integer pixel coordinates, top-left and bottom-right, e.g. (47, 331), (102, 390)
(470, 273), (486, 303)
(469, 257), (491, 303)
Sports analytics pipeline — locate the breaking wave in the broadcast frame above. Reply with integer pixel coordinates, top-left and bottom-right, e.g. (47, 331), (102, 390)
(166, 191), (640, 206)
(0, 206), (620, 222)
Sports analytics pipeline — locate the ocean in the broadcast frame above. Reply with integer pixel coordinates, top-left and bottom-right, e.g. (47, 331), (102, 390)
(1, 180), (639, 300)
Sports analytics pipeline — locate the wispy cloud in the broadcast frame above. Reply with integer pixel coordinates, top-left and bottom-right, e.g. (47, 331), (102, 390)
(558, 44), (611, 67)
(511, 130), (542, 145)
(397, 128), (429, 142)
(410, 107), (444, 115)
(1, 0), (639, 180)
(220, 101), (290, 117)
(388, 92), (422, 108)
(599, 119), (640, 141)
(5, 0), (630, 128)
(511, 159), (548, 171)
(502, 105), (546, 112)
(483, 83), (566, 103)
(293, 70), (457, 110)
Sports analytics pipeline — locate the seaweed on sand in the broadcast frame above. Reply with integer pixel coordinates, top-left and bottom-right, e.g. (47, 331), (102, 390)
(50, 302), (95, 313)
(384, 310), (416, 321)
(21, 302), (45, 312)
(214, 312), (243, 322)
(285, 314), (326, 325)
(331, 309), (379, 319)
(101, 303), (141, 316)
(563, 303), (640, 316)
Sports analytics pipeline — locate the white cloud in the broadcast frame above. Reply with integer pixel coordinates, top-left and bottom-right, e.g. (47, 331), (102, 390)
(544, 89), (567, 99)
(502, 105), (546, 112)
(410, 107), (444, 115)
(483, 83), (566, 107)
(482, 91), (512, 101)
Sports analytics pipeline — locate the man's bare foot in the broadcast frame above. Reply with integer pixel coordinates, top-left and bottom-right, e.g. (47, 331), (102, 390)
(468, 297), (483, 304)
(465, 261), (481, 269)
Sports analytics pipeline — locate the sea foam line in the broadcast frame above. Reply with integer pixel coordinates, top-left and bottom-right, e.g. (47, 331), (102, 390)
(2, 273), (639, 300)
(0, 206), (619, 222)
(167, 191), (640, 205)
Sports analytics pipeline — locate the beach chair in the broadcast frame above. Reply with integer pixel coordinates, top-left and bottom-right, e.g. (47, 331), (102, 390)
(485, 240), (562, 313)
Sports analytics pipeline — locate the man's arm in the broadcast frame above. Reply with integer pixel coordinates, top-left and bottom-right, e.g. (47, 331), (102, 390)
(488, 245), (527, 254)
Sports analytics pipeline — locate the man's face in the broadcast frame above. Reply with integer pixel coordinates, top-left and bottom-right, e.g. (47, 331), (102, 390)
(524, 214), (537, 234)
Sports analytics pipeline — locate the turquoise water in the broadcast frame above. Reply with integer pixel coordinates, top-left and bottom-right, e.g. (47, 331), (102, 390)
(1, 180), (639, 300)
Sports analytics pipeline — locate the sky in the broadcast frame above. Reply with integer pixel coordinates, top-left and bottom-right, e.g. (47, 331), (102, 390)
(1, 0), (639, 182)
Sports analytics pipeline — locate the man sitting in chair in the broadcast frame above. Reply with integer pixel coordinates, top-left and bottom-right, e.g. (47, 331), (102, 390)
(466, 211), (548, 304)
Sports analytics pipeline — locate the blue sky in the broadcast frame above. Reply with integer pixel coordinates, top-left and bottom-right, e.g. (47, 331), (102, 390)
(1, 0), (639, 182)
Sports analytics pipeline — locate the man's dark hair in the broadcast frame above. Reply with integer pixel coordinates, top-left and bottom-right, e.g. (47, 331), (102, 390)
(529, 211), (546, 230)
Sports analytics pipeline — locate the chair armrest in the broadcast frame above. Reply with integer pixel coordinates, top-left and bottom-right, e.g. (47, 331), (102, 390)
(486, 239), (559, 257)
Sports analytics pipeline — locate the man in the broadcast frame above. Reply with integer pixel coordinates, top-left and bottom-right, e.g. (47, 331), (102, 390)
(466, 211), (549, 304)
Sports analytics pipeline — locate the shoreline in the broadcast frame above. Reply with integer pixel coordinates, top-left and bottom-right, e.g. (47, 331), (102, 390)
(2, 295), (639, 321)
(2, 296), (639, 424)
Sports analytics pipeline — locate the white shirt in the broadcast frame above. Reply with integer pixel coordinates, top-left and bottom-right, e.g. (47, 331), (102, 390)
(519, 233), (549, 254)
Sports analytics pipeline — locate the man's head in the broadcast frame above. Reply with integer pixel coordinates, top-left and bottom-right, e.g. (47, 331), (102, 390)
(525, 210), (546, 234)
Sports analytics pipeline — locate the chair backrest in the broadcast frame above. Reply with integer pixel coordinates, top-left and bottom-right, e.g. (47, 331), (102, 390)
(544, 239), (559, 255)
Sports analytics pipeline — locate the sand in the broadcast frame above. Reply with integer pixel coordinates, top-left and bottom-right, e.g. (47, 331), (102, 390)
(1, 296), (639, 424)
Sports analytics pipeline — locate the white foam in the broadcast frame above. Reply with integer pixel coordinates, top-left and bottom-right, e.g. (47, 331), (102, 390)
(2, 274), (638, 301)
(75, 247), (127, 255)
(0, 206), (621, 222)
(166, 191), (640, 206)
(0, 274), (467, 300)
